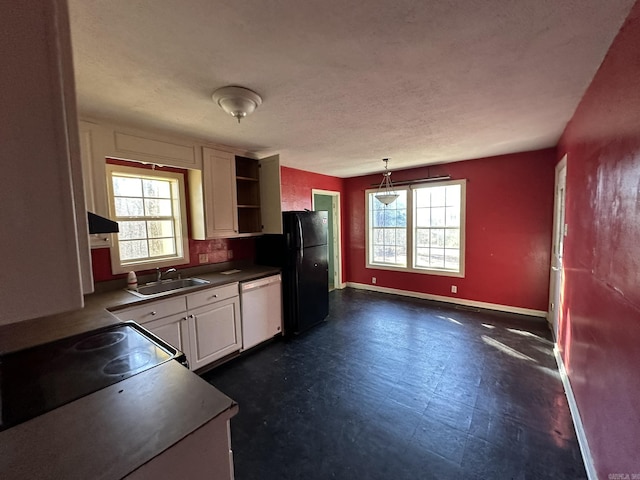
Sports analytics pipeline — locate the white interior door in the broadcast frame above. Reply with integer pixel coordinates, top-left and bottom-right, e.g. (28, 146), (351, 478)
(548, 155), (567, 340)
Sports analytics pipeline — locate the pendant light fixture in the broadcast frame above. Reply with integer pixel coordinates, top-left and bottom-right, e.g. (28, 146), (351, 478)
(375, 158), (399, 206)
(212, 86), (262, 123)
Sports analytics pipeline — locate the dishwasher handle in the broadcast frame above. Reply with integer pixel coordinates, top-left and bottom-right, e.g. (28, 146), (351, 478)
(241, 275), (281, 293)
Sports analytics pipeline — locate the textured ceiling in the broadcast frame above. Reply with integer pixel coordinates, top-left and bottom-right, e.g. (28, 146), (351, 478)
(68, 0), (635, 177)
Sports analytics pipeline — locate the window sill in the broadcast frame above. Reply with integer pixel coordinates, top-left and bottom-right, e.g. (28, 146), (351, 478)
(112, 256), (190, 275)
(366, 263), (465, 278)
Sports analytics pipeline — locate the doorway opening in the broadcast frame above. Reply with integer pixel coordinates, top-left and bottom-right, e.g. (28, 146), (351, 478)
(312, 189), (342, 291)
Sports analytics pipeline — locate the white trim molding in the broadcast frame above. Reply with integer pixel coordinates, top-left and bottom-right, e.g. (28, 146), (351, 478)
(346, 282), (547, 317)
(312, 189), (343, 289)
(365, 179), (467, 278)
(554, 347), (597, 480)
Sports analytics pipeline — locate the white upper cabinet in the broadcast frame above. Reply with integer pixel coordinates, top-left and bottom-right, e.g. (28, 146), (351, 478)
(111, 129), (202, 170)
(0, 0), (92, 324)
(75, 123), (283, 243)
(79, 121), (113, 248)
(258, 154), (283, 234)
(190, 148), (239, 239)
(191, 151), (283, 238)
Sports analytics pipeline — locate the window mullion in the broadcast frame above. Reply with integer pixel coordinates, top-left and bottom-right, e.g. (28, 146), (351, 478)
(407, 187), (414, 269)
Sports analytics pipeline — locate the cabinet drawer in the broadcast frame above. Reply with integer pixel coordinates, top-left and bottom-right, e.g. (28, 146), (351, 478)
(112, 296), (187, 324)
(187, 283), (238, 310)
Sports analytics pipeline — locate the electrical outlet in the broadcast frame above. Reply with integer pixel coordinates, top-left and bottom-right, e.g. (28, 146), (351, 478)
(451, 285), (457, 293)
(198, 253), (208, 264)
(372, 277), (377, 284)
(228, 249), (234, 260)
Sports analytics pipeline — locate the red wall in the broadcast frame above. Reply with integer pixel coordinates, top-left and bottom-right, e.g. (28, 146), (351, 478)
(280, 166), (347, 282)
(344, 150), (557, 311)
(280, 166), (345, 211)
(91, 160), (255, 282)
(556, 3), (640, 476)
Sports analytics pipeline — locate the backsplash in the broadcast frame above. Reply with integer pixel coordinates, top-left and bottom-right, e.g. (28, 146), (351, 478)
(91, 237), (256, 283)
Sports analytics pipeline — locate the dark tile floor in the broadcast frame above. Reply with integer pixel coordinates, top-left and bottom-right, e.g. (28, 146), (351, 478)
(203, 288), (587, 480)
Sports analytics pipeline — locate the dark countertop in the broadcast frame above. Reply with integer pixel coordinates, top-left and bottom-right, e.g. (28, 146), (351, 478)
(0, 360), (238, 480)
(0, 264), (280, 354)
(0, 263), (278, 479)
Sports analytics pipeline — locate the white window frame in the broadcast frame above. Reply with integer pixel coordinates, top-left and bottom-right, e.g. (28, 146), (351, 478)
(365, 179), (466, 278)
(106, 164), (190, 274)
(366, 187), (410, 268)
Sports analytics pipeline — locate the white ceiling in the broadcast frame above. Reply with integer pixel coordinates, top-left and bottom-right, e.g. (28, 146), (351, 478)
(68, 0), (635, 177)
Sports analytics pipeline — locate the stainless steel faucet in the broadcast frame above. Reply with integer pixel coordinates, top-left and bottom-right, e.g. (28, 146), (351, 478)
(157, 267), (177, 282)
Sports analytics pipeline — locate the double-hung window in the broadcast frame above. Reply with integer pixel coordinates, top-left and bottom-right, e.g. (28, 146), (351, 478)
(106, 164), (190, 274)
(368, 190), (408, 267)
(366, 179), (466, 277)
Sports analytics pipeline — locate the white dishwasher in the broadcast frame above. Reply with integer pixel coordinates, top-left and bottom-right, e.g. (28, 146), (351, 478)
(240, 274), (283, 351)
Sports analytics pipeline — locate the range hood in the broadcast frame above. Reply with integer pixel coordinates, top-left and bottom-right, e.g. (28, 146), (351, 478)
(87, 212), (119, 234)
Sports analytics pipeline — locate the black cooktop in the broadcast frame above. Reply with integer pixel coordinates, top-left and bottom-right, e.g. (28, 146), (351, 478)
(0, 322), (185, 432)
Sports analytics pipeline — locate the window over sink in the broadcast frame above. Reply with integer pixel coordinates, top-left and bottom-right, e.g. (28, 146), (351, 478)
(106, 164), (190, 274)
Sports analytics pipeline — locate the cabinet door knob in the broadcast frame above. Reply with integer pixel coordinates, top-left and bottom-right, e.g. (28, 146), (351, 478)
(188, 314), (195, 319)
(150, 311), (157, 316)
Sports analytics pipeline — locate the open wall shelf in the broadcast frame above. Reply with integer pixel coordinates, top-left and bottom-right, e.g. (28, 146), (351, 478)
(235, 156), (262, 234)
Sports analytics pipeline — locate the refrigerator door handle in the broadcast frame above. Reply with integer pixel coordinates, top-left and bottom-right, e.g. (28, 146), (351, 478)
(297, 217), (304, 259)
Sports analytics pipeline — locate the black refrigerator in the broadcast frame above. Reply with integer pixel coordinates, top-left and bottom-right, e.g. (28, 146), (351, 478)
(256, 211), (329, 335)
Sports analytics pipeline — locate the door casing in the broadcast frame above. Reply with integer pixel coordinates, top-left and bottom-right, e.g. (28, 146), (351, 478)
(548, 155), (567, 340)
(312, 189), (343, 289)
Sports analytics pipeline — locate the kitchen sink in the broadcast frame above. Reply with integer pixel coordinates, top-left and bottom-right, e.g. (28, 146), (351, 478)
(129, 277), (210, 298)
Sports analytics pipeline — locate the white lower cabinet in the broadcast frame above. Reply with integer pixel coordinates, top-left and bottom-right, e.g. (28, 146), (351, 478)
(144, 313), (190, 358)
(187, 297), (242, 370)
(111, 296), (187, 324)
(186, 283), (242, 370)
(112, 282), (241, 371)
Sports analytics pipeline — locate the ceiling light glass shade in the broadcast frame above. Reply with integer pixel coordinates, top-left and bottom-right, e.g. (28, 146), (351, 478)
(375, 192), (400, 205)
(212, 86), (262, 123)
(375, 159), (399, 206)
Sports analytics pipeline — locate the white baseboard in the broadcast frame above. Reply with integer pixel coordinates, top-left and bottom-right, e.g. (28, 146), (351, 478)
(345, 282), (547, 317)
(554, 347), (597, 480)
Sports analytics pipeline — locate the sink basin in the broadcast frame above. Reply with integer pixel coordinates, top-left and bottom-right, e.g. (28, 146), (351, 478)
(129, 277), (210, 298)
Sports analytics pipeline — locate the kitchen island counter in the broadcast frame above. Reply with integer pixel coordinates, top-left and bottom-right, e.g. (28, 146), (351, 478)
(0, 360), (238, 479)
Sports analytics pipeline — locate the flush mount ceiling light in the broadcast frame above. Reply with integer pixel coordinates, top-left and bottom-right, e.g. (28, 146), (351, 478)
(212, 86), (262, 123)
(375, 158), (399, 206)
